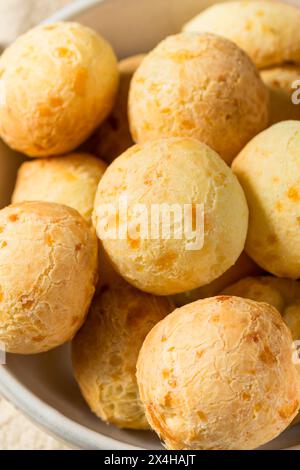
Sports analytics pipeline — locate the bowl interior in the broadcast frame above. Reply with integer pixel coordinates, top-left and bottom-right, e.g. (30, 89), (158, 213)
(2, 344), (300, 450)
(0, 0), (299, 451)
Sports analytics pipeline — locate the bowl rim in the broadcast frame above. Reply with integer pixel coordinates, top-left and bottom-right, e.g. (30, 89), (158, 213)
(0, 364), (144, 450)
(1, 0), (300, 451)
(42, 0), (110, 24)
(2, 358), (300, 452)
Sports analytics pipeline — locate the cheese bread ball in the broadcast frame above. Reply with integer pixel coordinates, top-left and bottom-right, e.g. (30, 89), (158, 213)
(223, 276), (300, 430)
(85, 55), (145, 164)
(223, 276), (300, 342)
(72, 282), (174, 429)
(12, 153), (107, 223)
(93, 138), (249, 295)
(183, 1), (300, 69)
(232, 120), (300, 278)
(137, 296), (300, 450)
(172, 251), (264, 307)
(0, 201), (98, 354)
(129, 32), (269, 164)
(261, 66), (300, 125)
(0, 22), (119, 157)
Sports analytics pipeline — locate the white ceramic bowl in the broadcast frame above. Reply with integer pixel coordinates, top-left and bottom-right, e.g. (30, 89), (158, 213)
(0, 0), (300, 451)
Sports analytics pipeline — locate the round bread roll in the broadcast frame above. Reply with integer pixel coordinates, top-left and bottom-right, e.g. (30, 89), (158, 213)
(12, 153), (107, 223)
(93, 138), (249, 295)
(223, 275), (300, 430)
(261, 65), (300, 125)
(232, 120), (300, 278)
(172, 251), (264, 307)
(137, 296), (300, 450)
(0, 22), (119, 157)
(0, 201), (98, 354)
(223, 276), (300, 342)
(128, 32), (268, 164)
(85, 54), (145, 164)
(72, 282), (174, 429)
(183, 1), (300, 69)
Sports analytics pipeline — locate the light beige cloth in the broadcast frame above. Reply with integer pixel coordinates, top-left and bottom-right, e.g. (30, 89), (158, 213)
(0, 0), (74, 451)
(0, 398), (69, 450)
(0, 0), (74, 46)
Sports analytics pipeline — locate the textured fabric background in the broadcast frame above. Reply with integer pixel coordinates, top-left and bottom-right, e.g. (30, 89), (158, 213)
(0, 0), (74, 451)
(0, 0), (74, 46)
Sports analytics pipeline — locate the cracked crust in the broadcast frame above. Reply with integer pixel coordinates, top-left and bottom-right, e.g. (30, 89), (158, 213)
(232, 120), (300, 278)
(12, 152), (107, 223)
(93, 137), (249, 295)
(137, 296), (300, 450)
(128, 32), (268, 164)
(183, 1), (300, 69)
(0, 201), (98, 354)
(222, 276), (300, 428)
(0, 22), (119, 157)
(72, 281), (174, 429)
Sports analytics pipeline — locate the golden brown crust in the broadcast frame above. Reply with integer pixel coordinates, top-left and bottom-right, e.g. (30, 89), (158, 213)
(137, 296), (300, 450)
(129, 33), (269, 164)
(171, 251), (264, 307)
(93, 137), (249, 295)
(261, 65), (300, 125)
(223, 276), (300, 341)
(183, 1), (300, 69)
(232, 120), (300, 278)
(0, 22), (119, 157)
(0, 201), (98, 354)
(12, 153), (107, 223)
(222, 275), (300, 429)
(97, 242), (124, 291)
(84, 54), (145, 163)
(72, 282), (174, 429)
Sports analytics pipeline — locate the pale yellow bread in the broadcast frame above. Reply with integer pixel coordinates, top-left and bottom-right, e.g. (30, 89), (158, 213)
(0, 22), (119, 157)
(12, 153), (107, 223)
(0, 201), (98, 354)
(93, 138), (249, 295)
(183, 1), (300, 69)
(172, 251), (264, 307)
(232, 120), (300, 278)
(261, 65), (300, 124)
(223, 275), (300, 428)
(72, 281), (174, 430)
(223, 276), (300, 341)
(137, 296), (300, 450)
(129, 32), (268, 164)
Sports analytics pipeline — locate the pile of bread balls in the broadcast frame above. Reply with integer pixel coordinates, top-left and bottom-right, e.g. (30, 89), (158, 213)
(1, 0), (300, 451)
